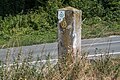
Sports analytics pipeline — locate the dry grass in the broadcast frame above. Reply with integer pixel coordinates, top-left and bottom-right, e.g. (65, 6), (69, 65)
(45, 56), (120, 80)
(0, 49), (120, 80)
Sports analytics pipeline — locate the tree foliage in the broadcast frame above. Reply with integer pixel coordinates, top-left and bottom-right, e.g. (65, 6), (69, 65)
(0, 0), (119, 20)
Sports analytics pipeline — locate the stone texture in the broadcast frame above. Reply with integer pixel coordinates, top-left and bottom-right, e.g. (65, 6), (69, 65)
(58, 6), (82, 78)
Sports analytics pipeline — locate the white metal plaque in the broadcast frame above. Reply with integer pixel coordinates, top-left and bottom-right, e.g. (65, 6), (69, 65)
(58, 11), (65, 23)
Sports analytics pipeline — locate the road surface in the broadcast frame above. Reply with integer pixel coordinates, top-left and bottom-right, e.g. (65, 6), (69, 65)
(0, 36), (120, 63)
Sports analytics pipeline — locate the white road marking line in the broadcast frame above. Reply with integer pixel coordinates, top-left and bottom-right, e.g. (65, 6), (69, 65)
(0, 59), (58, 68)
(82, 41), (120, 46)
(87, 52), (120, 57)
(109, 35), (119, 37)
(27, 40), (120, 49)
(1, 52), (120, 68)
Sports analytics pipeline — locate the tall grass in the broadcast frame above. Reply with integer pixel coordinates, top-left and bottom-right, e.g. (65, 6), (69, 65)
(0, 48), (120, 80)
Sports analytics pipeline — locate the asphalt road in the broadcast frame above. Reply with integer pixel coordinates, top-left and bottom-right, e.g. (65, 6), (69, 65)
(0, 36), (120, 63)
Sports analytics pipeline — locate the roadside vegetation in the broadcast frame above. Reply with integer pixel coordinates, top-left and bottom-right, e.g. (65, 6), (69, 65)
(0, 1), (120, 79)
(0, 50), (120, 80)
(0, 0), (120, 47)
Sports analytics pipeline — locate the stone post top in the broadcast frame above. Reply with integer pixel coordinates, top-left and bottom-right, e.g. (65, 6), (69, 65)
(58, 6), (81, 11)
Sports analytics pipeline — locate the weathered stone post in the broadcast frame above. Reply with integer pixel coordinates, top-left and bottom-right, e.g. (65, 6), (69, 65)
(57, 7), (82, 77)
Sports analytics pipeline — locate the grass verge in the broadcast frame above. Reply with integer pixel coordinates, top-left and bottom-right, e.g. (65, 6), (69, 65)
(0, 49), (120, 80)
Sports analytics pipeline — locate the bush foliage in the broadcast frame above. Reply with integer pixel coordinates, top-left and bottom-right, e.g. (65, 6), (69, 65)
(0, 0), (120, 46)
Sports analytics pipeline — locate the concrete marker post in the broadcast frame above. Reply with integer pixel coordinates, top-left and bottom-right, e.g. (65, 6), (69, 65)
(57, 6), (82, 78)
